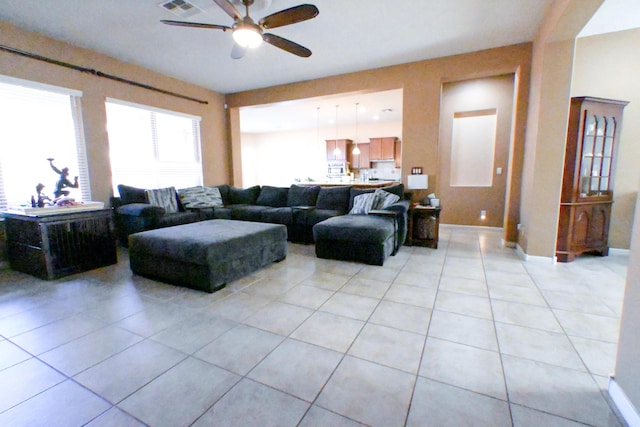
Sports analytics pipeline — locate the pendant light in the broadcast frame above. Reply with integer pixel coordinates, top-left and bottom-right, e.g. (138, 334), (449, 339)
(352, 102), (361, 155)
(333, 104), (341, 158)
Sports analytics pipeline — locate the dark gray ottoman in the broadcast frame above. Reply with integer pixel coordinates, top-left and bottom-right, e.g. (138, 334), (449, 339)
(129, 220), (287, 293)
(313, 215), (395, 266)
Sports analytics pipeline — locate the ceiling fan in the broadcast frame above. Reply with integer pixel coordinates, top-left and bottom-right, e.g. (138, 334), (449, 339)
(161, 0), (319, 59)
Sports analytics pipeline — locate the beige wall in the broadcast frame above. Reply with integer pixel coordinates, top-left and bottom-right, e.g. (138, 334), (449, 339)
(226, 44), (533, 244)
(518, 0), (604, 257)
(572, 29), (640, 249)
(0, 21), (229, 203)
(614, 191), (640, 415)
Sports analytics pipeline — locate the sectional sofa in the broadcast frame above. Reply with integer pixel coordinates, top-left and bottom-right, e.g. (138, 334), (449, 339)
(111, 182), (410, 263)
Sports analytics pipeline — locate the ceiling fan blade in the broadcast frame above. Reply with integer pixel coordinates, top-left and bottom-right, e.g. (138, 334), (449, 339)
(263, 33), (312, 57)
(161, 20), (231, 31)
(213, 0), (243, 22)
(231, 42), (247, 59)
(259, 4), (319, 29)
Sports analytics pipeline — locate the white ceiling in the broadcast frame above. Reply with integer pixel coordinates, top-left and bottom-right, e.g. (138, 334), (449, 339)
(0, 0), (555, 94)
(0, 0), (637, 133)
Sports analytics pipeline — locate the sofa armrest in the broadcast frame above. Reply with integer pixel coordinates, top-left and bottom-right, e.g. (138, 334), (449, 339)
(116, 203), (166, 219)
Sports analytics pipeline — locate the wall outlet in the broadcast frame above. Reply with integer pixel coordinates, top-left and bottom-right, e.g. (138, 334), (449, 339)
(480, 210), (487, 220)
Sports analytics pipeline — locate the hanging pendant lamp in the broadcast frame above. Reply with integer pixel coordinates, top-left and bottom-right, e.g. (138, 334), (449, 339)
(333, 104), (341, 158)
(352, 102), (361, 155)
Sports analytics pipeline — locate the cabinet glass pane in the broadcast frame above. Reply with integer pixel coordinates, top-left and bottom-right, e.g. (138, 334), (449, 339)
(594, 136), (604, 157)
(590, 177), (600, 192)
(602, 159), (611, 178)
(595, 115), (605, 136)
(585, 114), (596, 136)
(604, 137), (613, 158)
(600, 177), (609, 192)
(580, 177), (590, 196)
(606, 116), (616, 137)
(580, 156), (592, 181)
(592, 157), (602, 177)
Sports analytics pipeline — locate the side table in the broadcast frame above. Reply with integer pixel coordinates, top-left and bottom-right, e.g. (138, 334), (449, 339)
(2, 209), (117, 280)
(407, 205), (440, 249)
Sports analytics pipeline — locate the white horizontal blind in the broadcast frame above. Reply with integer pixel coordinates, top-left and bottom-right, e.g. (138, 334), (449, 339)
(106, 100), (203, 195)
(0, 78), (89, 210)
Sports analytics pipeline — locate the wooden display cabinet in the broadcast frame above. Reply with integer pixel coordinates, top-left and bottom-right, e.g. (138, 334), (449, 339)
(347, 142), (370, 169)
(556, 97), (628, 262)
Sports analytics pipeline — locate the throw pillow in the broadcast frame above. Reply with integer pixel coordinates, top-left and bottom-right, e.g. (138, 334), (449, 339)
(256, 186), (289, 207)
(349, 193), (377, 214)
(178, 186), (223, 208)
(118, 184), (147, 205)
(287, 185), (320, 207)
(373, 189), (400, 209)
(145, 186), (179, 213)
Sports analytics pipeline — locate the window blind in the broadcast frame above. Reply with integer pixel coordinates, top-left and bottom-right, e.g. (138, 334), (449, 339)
(0, 77), (89, 210)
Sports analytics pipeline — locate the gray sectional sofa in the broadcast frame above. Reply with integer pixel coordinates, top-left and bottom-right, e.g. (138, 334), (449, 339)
(111, 182), (410, 263)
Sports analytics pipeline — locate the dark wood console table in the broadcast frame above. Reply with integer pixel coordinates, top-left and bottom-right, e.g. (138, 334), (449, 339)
(2, 209), (117, 280)
(407, 205), (440, 249)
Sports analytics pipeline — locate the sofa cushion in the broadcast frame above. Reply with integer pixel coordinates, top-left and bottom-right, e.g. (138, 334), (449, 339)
(287, 185), (320, 207)
(116, 203), (165, 218)
(210, 184), (230, 205)
(315, 186), (351, 213)
(229, 185), (261, 205)
(145, 187), (179, 213)
(348, 184), (404, 211)
(261, 207), (293, 225)
(230, 204), (270, 221)
(178, 186), (224, 208)
(118, 184), (148, 205)
(256, 186), (289, 207)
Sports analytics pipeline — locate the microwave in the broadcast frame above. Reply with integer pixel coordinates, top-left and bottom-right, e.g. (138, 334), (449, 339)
(327, 161), (348, 177)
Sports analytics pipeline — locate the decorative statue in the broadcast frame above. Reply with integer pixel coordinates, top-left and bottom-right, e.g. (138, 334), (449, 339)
(35, 183), (51, 208)
(47, 158), (79, 198)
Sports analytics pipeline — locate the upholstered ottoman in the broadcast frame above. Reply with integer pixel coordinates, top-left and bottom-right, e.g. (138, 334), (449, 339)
(128, 220), (287, 293)
(313, 215), (396, 266)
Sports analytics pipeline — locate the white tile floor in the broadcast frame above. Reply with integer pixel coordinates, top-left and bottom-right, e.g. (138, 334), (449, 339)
(0, 225), (629, 426)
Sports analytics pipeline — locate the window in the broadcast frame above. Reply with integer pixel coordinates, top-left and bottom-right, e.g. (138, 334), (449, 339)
(0, 77), (90, 211)
(105, 99), (202, 194)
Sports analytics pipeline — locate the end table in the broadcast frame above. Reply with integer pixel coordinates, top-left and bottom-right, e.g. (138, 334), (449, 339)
(407, 205), (440, 249)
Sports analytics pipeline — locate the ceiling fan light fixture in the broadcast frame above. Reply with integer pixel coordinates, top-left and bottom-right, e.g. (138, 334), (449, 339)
(233, 23), (263, 48)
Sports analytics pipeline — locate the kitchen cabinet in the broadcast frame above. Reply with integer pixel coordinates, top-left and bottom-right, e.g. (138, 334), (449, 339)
(395, 139), (402, 168)
(348, 142), (370, 169)
(556, 96), (628, 262)
(369, 137), (400, 165)
(326, 139), (350, 162)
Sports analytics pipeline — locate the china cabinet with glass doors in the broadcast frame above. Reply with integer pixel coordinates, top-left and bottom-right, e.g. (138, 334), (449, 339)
(556, 97), (628, 262)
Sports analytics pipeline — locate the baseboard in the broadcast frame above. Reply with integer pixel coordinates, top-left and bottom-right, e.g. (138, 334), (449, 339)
(609, 248), (630, 256)
(515, 244), (556, 263)
(609, 377), (640, 427)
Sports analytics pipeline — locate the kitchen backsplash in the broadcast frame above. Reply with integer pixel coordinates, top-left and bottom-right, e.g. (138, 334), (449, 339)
(358, 163), (401, 181)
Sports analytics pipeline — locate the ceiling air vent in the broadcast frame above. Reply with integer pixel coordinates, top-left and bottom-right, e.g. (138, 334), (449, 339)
(159, 0), (203, 19)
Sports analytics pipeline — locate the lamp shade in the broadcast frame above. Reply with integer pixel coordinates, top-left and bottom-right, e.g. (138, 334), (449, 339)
(407, 174), (428, 189)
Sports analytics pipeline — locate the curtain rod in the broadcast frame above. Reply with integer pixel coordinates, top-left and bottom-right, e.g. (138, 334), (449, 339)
(0, 44), (208, 105)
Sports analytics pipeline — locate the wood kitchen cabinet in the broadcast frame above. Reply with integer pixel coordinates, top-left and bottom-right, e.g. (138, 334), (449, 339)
(556, 97), (628, 262)
(347, 142), (370, 169)
(326, 139), (351, 162)
(369, 137), (400, 166)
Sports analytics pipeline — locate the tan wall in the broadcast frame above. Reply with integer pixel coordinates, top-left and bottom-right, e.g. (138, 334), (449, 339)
(572, 29), (640, 249)
(226, 44), (532, 244)
(0, 21), (229, 203)
(518, 0), (604, 257)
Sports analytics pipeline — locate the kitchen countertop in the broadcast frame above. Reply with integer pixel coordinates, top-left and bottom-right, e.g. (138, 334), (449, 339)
(297, 180), (400, 189)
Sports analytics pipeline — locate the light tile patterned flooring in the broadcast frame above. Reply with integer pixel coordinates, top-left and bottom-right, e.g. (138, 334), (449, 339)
(0, 225), (629, 426)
